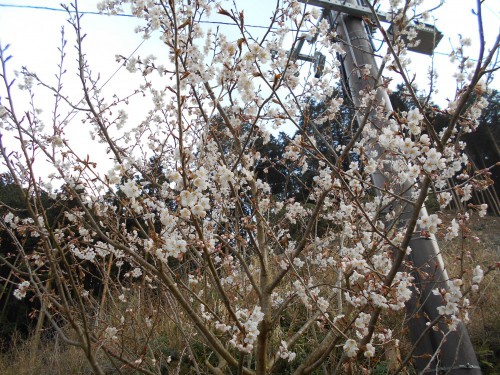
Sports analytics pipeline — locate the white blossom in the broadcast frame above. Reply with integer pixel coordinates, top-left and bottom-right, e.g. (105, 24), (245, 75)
(121, 179), (141, 199)
(364, 343), (376, 358)
(472, 266), (484, 285)
(478, 204), (488, 217)
(104, 326), (118, 341)
(13, 281), (30, 300)
(343, 338), (359, 357)
(417, 214), (441, 234)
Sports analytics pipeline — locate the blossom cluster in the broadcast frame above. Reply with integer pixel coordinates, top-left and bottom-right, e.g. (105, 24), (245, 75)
(13, 281), (30, 300)
(227, 306), (265, 353)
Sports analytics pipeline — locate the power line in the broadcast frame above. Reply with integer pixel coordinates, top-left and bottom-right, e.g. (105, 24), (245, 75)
(0, 3), (133, 17)
(100, 40), (146, 90)
(483, 3), (500, 20)
(0, 3), (489, 63)
(0, 2), (148, 95)
(56, 37), (146, 129)
(0, 3), (304, 31)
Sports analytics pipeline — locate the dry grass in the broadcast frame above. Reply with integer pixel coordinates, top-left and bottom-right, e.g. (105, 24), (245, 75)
(0, 215), (498, 374)
(0, 288), (189, 375)
(0, 334), (94, 375)
(439, 213), (500, 373)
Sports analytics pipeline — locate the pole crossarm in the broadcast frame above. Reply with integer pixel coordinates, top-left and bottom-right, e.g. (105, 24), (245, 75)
(299, 0), (388, 22)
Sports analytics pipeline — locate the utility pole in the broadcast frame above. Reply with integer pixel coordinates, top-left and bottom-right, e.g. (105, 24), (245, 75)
(298, 0), (481, 373)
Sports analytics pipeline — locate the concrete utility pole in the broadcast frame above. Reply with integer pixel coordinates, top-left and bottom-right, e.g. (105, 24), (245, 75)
(298, 0), (481, 373)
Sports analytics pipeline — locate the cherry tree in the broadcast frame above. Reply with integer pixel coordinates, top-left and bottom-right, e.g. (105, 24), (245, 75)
(0, 0), (498, 374)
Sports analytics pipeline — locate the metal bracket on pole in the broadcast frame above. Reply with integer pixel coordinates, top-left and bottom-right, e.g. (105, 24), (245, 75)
(287, 34), (327, 78)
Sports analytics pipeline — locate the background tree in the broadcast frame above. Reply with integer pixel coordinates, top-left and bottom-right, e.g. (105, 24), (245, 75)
(389, 84), (500, 214)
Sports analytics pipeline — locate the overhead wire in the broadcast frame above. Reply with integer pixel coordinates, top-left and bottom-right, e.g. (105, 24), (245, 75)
(0, 3), (124, 16)
(58, 40), (147, 128)
(483, 3), (499, 20)
(0, 2), (490, 74)
(0, 3), (309, 32)
(0, 2), (487, 61)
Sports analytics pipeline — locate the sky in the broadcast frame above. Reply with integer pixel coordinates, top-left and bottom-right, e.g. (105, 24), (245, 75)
(0, 0), (498, 179)
(1, 1), (498, 103)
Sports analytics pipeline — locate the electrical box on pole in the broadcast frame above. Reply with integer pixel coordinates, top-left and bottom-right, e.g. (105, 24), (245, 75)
(388, 20), (443, 55)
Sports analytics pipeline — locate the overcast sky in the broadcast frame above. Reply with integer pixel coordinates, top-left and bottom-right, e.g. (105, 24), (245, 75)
(1, 0), (498, 103)
(0, 0), (498, 178)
